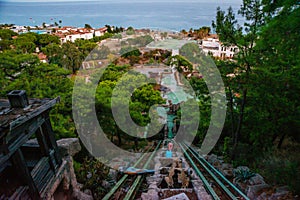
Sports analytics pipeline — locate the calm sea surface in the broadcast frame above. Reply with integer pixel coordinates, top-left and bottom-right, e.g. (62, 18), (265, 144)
(0, 0), (242, 31)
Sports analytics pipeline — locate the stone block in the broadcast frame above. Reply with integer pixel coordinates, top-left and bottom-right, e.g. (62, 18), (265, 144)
(72, 189), (93, 200)
(141, 189), (159, 200)
(246, 184), (270, 200)
(248, 173), (265, 185)
(57, 138), (81, 157)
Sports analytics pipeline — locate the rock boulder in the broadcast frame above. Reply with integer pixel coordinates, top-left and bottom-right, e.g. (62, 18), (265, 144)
(246, 184), (270, 200)
(57, 138), (81, 157)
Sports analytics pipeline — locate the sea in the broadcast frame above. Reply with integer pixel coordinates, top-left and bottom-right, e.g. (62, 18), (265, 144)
(0, 0), (242, 31)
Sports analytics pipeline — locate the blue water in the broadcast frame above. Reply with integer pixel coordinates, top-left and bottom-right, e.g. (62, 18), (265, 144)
(28, 30), (47, 34)
(0, 0), (242, 31)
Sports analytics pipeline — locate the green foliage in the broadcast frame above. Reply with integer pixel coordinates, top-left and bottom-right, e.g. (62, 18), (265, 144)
(18, 32), (38, 43)
(187, 26), (211, 39)
(0, 47), (75, 138)
(222, 136), (231, 161)
(10, 32), (58, 53)
(132, 84), (164, 107)
(120, 46), (141, 58)
(0, 29), (17, 40)
(0, 29), (17, 50)
(99, 64), (128, 82)
(92, 45), (110, 60)
(143, 49), (171, 64)
(212, 6), (242, 46)
(0, 24), (117, 140)
(61, 42), (83, 74)
(0, 39), (13, 51)
(75, 39), (97, 56)
(104, 25), (124, 34)
(92, 32), (113, 43)
(104, 24), (113, 33)
(13, 34), (37, 53)
(3, 62), (75, 138)
(179, 42), (204, 64)
(0, 50), (39, 84)
(42, 43), (62, 64)
(211, 0), (300, 193)
(148, 57), (155, 64)
(112, 33), (122, 39)
(257, 146), (300, 194)
(168, 54), (193, 73)
(125, 35), (154, 47)
(95, 65), (164, 145)
(234, 168), (256, 183)
(188, 76), (209, 98)
(84, 24), (93, 29)
(126, 26), (135, 35)
(36, 34), (60, 48)
(74, 158), (110, 199)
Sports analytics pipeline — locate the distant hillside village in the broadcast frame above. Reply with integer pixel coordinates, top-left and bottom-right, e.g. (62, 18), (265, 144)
(8, 24), (109, 44)
(3, 24), (239, 60)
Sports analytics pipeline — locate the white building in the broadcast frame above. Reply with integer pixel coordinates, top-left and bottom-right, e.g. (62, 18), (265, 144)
(65, 33), (82, 43)
(201, 34), (238, 60)
(10, 25), (28, 33)
(94, 27), (108, 37)
(80, 32), (94, 40)
(54, 26), (107, 44)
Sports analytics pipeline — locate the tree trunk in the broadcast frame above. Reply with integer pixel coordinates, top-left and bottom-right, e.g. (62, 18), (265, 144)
(277, 132), (286, 149)
(232, 88), (247, 159)
(117, 131), (122, 146)
(228, 86), (235, 139)
(134, 138), (138, 151)
(110, 132), (114, 143)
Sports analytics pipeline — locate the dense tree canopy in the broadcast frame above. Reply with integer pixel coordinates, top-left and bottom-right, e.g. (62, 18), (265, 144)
(0, 28), (118, 138)
(1, 6), (299, 192)
(212, 0), (300, 192)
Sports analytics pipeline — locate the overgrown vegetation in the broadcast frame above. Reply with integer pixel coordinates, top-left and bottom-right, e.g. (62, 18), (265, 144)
(74, 158), (111, 199)
(1, 0), (299, 194)
(208, 0), (300, 194)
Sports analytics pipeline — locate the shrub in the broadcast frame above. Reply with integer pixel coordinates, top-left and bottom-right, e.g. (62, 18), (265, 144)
(74, 157), (111, 199)
(234, 168), (256, 183)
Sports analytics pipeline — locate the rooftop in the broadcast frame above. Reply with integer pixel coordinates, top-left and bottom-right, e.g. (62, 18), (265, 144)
(0, 96), (60, 138)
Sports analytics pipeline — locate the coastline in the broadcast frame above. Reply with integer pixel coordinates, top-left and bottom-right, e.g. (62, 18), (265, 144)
(0, 1), (242, 32)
